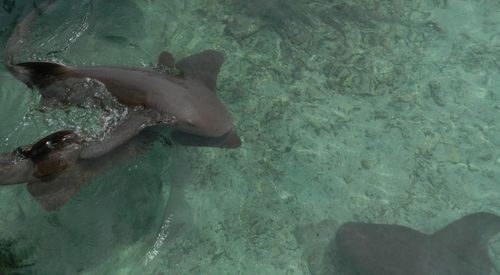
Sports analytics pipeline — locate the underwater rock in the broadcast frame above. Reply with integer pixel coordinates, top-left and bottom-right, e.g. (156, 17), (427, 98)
(230, 0), (310, 27)
(223, 15), (266, 42)
(227, 0), (313, 47)
(428, 80), (446, 106)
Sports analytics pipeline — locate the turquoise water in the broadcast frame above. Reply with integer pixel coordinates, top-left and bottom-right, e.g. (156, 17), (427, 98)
(1, 0), (500, 274)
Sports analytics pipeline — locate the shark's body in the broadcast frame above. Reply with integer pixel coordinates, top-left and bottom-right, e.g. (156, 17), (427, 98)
(4, 0), (241, 155)
(335, 212), (500, 275)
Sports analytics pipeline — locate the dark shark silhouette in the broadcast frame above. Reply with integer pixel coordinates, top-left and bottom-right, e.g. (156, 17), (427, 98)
(0, 128), (170, 210)
(4, 0), (241, 155)
(335, 212), (500, 275)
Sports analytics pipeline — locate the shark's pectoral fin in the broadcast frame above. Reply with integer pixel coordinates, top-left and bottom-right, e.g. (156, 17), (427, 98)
(27, 171), (86, 211)
(171, 128), (241, 149)
(157, 51), (176, 69)
(176, 50), (224, 91)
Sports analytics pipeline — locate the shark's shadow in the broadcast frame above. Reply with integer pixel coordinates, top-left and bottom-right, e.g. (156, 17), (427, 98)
(89, 0), (144, 44)
(26, 165), (167, 274)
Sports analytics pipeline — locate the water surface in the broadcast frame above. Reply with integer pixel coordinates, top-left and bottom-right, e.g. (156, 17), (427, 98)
(1, 0), (500, 274)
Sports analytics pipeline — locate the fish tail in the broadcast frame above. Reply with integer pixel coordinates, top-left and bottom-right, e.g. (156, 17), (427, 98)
(4, 0), (57, 86)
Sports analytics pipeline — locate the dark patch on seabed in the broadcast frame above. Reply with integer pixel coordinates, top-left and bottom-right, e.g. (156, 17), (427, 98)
(1, 0), (500, 274)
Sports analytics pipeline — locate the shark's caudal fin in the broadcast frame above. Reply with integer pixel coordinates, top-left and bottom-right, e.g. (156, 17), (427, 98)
(4, 0), (57, 85)
(335, 212), (500, 275)
(431, 212), (500, 273)
(14, 61), (70, 88)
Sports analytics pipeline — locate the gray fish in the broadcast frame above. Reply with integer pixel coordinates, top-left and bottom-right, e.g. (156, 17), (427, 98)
(0, 128), (167, 210)
(4, 0), (241, 154)
(336, 212), (500, 275)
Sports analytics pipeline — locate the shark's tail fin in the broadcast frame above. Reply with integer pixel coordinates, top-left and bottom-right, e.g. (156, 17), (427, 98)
(14, 61), (70, 88)
(4, 0), (57, 86)
(431, 212), (500, 273)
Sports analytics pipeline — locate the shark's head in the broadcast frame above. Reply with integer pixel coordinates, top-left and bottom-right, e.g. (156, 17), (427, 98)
(173, 99), (234, 138)
(25, 130), (83, 180)
(0, 130), (83, 185)
(159, 76), (236, 139)
(160, 49), (240, 146)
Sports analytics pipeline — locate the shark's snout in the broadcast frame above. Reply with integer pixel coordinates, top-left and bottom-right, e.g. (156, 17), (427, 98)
(175, 107), (234, 138)
(0, 131), (83, 185)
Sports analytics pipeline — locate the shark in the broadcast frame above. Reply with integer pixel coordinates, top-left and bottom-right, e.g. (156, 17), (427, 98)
(0, 127), (172, 210)
(3, 0), (241, 156)
(335, 212), (500, 275)
(0, 128), (196, 274)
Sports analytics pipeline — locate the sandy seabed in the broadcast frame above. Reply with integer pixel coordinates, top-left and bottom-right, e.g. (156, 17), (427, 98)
(1, 0), (500, 274)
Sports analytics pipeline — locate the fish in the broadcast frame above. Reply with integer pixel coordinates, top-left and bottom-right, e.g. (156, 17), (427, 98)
(3, 0), (241, 155)
(335, 212), (500, 275)
(0, 128), (167, 210)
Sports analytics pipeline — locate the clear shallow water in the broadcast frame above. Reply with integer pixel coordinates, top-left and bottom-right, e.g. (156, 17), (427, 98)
(0, 0), (500, 274)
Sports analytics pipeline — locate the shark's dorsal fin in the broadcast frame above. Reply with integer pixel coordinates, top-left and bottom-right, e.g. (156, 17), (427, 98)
(431, 212), (500, 273)
(176, 50), (224, 91)
(157, 51), (175, 69)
